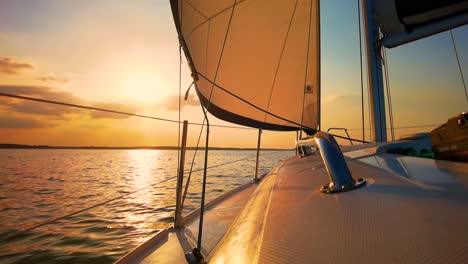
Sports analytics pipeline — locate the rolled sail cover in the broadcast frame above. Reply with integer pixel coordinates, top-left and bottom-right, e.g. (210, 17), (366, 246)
(170, 0), (320, 132)
(375, 0), (468, 47)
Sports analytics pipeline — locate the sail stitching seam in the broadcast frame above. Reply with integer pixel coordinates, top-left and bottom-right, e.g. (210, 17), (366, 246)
(185, 0), (249, 40)
(263, 0), (300, 125)
(183, 0), (209, 20)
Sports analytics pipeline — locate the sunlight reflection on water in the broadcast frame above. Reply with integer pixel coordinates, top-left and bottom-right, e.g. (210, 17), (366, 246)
(0, 149), (293, 263)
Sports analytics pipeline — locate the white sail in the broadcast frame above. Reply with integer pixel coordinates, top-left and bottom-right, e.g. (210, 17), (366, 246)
(170, 0), (320, 132)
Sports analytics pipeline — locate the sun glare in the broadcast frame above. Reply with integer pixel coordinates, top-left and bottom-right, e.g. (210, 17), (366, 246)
(120, 71), (170, 103)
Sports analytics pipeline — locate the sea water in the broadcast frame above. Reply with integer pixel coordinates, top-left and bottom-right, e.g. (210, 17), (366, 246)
(0, 149), (293, 263)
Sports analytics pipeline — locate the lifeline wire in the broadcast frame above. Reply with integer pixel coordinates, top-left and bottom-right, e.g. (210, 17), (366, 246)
(344, 124), (440, 130)
(1, 90), (369, 143)
(0, 92), (252, 130)
(2, 150), (286, 243)
(182, 149), (290, 209)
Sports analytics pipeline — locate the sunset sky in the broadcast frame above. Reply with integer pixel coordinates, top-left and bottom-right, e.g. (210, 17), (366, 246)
(1, 0), (467, 148)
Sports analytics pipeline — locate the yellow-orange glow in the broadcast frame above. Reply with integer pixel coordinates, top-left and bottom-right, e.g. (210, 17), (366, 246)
(119, 72), (167, 103)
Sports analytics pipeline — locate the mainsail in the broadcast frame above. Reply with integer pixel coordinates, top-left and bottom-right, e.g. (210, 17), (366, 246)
(170, 0), (320, 132)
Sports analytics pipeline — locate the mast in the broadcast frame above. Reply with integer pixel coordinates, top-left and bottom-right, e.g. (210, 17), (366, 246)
(362, 0), (387, 143)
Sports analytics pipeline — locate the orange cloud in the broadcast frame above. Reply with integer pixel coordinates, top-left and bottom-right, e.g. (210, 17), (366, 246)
(36, 73), (72, 84)
(0, 56), (34, 75)
(0, 116), (50, 129)
(0, 85), (138, 120)
(161, 94), (199, 111)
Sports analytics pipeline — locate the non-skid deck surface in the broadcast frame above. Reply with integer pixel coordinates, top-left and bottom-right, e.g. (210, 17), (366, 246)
(136, 183), (257, 263)
(256, 154), (468, 264)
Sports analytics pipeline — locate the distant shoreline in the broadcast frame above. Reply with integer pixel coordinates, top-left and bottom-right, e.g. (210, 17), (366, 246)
(0, 144), (291, 151)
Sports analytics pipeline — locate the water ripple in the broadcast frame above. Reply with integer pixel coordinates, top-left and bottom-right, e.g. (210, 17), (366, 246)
(0, 149), (293, 263)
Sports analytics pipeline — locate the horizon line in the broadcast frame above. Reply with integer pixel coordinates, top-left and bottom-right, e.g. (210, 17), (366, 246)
(0, 143), (293, 151)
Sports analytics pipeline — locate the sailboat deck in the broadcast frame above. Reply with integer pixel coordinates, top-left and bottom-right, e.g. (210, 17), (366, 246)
(116, 182), (257, 263)
(211, 153), (468, 263)
(119, 151), (468, 263)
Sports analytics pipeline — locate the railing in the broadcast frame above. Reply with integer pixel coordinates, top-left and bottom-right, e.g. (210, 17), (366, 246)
(327, 127), (354, 145)
(174, 122), (275, 229)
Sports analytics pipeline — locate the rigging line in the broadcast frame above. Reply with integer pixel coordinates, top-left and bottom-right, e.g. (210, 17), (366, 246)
(197, 103), (210, 251)
(450, 29), (468, 103)
(382, 46), (395, 141)
(185, 0), (248, 39)
(182, 0), (209, 20)
(181, 21), (211, 204)
(365, 39), (372, 141)
(197, 72), (311, 129)
(264, 0), (300, 124)
(204, 21), (211, 76)
(300, 0), (313, 140)
(0, 92), (253, 130)
(206, 0), (237, 109)
(184, 148), (288, 208)
(183, 149), (288, 212)
(316, 0), (321, 131)
(3, 175), (179, 242)
(188, 150), (289, 174)
(197, 72), (369, 143)
(390, 124), (440, 129)
(195, 0), (237, 252)
(188, 151), (287, 173)
(178, 44), (182, 184)
(180, 0), (184, 28)
(0, 92), (179, 124)
(375, 34), (385, 141)
(384, 48), (395, 141)
(329, 133), (368, 143)
(189, 0), (238, 207)
(357, 0), (365, 143)
(345, 124), (440, 130)
(180, 119), (294, 205)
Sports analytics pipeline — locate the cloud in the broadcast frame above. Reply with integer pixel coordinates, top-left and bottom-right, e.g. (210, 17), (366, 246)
(162, 94), (199, 111)
(37, 73), (72, 84)
(324, 95), (345, 103)
(0, 85), (138, 120)
(0, 56), (72, 84)
(323, 93), (361, 103)
(0, 116), (50, 129)
(0, 56), (35, 75)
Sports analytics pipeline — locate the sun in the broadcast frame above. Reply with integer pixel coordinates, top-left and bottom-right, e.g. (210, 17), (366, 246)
(119, 71), (170, 103)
